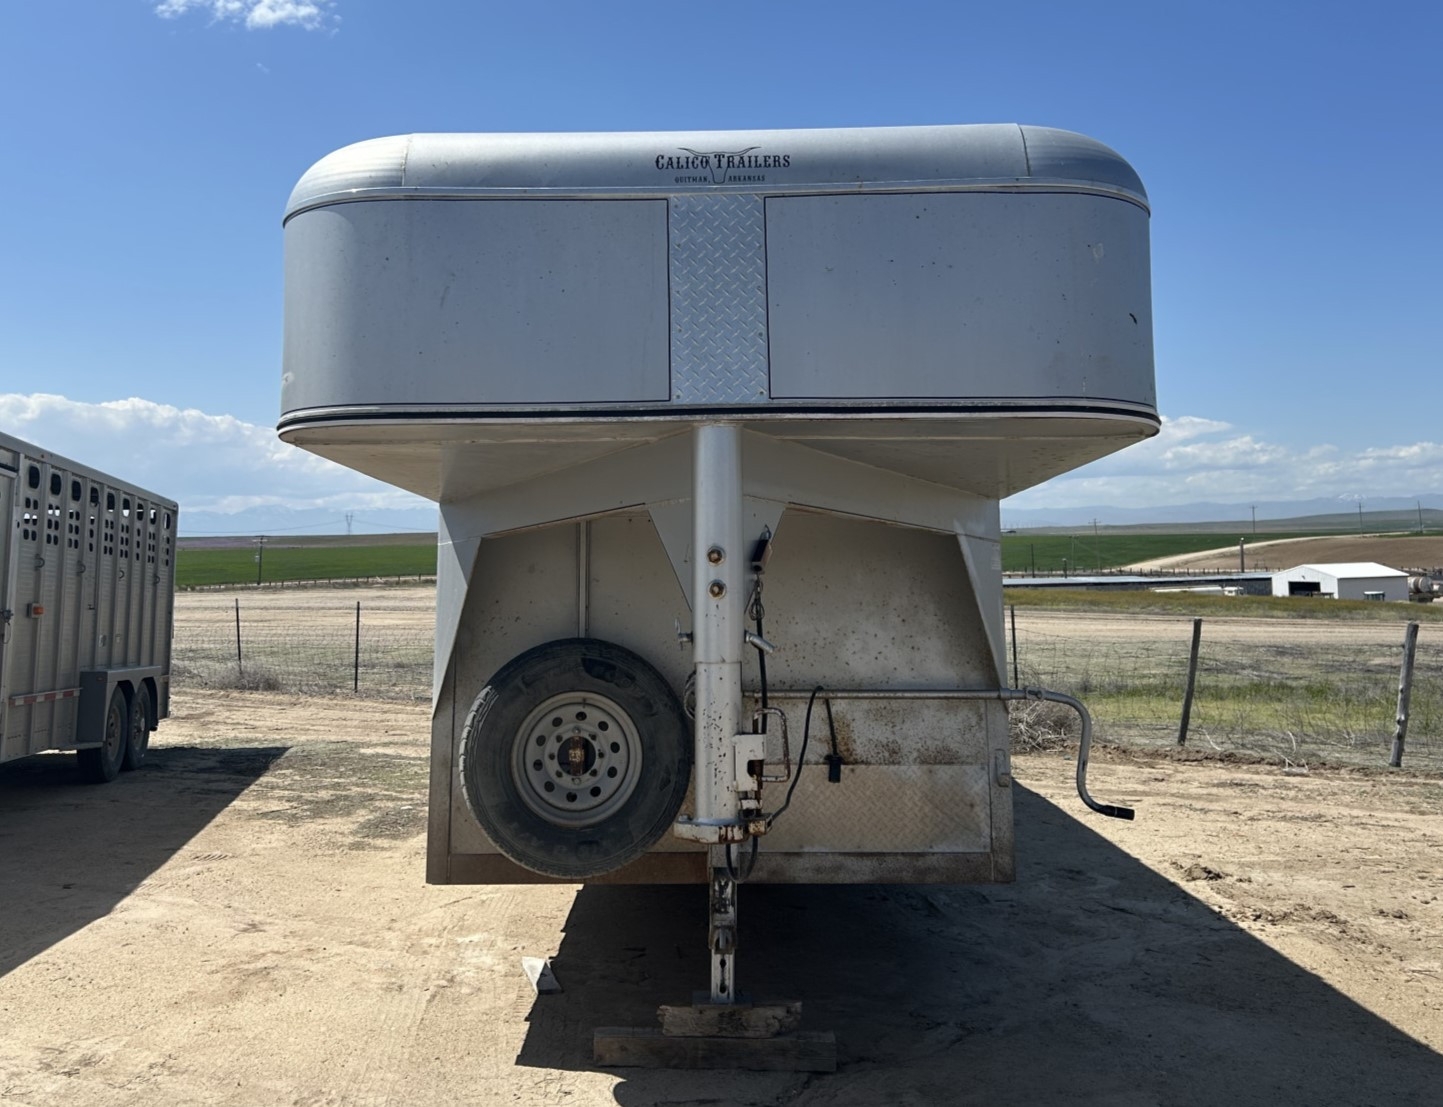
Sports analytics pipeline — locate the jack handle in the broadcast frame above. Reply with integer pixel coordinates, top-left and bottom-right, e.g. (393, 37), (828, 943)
(1016, 687), (1134, 821)
(752, 706), (791, 783)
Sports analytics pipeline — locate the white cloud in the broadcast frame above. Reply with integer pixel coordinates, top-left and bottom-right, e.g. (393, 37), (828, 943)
(9, 394), (1436, 527)
(155, 0), (336, 31)
(0, 394), (427, 523)
(1004, 414), (1443, 509)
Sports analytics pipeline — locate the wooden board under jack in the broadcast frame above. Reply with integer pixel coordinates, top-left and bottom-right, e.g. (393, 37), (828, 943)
(594, 1001), (835, 1072)
(593, 1028), (837, 1072)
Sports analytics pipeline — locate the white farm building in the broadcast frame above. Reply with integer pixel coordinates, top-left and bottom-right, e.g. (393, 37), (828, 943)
(1271, 562), (1409, 602)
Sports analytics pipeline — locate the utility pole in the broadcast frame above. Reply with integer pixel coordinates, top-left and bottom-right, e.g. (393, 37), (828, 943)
(346, 512), (354, 536)
(1250, 504), (1257, 535)
(1091, 518), (1100, 571)
(1238, 537), (1246, 573)
(254, 536), (267, 585)
(1358, 499), (1364, 534)
(1418, 501), (1425, 534)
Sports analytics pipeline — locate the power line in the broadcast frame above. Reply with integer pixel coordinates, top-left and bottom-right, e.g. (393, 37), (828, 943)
(349, 517), (437, 533)
(180, 518), (350, 535)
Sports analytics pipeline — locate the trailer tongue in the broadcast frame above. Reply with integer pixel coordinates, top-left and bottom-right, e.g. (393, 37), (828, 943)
(279, 123), (1155, 1066)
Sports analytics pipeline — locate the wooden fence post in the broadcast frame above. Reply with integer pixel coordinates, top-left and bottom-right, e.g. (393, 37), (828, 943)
(354, 601), (362, 694)
(1389, 621), (1420, 768)
(1178, 617), (1203, 746)
(234, 597), (243, 675)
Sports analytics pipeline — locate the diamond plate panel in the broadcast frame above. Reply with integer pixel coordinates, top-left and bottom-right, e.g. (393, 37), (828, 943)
(762, 765), (993, 854)
(669, 194), (769, 405)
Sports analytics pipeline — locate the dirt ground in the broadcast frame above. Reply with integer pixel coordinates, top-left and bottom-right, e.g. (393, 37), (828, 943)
(2, 681), (1441, 1105)
(1018, 606), (1422, 648)
(175, 584), (437, 630)
(1128, 533), (1443, 573)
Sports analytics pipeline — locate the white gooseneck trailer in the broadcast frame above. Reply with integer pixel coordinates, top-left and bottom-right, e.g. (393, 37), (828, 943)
(280, 124), (1155, 1024)
(0, 433), (176, 782)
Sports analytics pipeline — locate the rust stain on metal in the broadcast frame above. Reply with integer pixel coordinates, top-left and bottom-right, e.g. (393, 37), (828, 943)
(915, 742), (956, 765)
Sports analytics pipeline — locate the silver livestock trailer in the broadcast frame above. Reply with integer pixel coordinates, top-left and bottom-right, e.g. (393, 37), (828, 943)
(280, 124), (1156, 1054)
(0, 433), (176, 782)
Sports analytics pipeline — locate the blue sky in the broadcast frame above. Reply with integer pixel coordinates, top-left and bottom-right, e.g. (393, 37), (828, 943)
(1, 0), (1439, 532)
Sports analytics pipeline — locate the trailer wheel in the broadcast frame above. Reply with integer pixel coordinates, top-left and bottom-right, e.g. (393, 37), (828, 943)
(460, 638), (692, 879)
(78, 686), (129, 784)
(122, 685), (152, 771)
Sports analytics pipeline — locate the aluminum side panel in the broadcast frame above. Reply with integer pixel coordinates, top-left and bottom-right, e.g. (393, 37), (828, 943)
(283, 199), (671, 414)
(766, 191), (1154, 403)
(0, 468), (13, 745)
(0, 450), (176, 761)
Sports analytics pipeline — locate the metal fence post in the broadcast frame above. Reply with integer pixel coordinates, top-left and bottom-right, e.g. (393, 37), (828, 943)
(1178, 617), (1203, 746)
(1389, 621), (1420, 768)
(234, 597), (243, 676)
(354, 600), (361, 694)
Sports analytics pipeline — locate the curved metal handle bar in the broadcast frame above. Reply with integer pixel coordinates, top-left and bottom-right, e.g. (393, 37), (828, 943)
(1017, 687), (1134, 821)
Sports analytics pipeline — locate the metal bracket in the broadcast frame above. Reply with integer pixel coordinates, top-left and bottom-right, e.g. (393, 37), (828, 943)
(752, 707), (791, 783)
(673, 817), (749, 844)
(733, 732), (766, 792)
(993, 749), (1012, 788)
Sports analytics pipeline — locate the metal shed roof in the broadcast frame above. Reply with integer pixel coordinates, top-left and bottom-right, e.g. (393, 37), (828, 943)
(1274, 563), (1408, 578)
(285, 124), (1146, 221)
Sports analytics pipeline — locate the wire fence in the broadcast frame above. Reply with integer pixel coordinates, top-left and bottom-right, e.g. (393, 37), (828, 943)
(1010, 610), (1442, 770)
(169, 593), (1442, 769)
(172, 598), (433, 701)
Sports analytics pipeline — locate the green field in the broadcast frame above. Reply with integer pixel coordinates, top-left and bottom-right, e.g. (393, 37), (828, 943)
(177, 542), (436, 588)
(174, 527), (1430, 594)
(1000, 532), (1305, 573)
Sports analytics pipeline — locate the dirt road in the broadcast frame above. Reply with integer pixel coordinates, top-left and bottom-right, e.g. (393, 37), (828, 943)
(2, 686), (1440, 1105)
(1127, 533), (1443, 573)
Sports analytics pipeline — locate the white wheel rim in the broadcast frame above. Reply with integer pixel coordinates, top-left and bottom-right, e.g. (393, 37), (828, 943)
(511, 692), (643, 827)
(105, 701), (126, 759)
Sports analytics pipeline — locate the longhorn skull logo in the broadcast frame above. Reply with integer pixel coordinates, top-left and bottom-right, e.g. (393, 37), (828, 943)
(679, 147), (761, 185)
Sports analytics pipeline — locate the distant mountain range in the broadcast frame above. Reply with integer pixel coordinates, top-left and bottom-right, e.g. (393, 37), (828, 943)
(177, 496), (1443, 539)
(1001, 496), (1443, 533)
(180, 504), (438, 538)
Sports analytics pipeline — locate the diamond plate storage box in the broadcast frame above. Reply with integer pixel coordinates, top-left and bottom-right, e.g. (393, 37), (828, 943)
(280, 124), (1157, 890)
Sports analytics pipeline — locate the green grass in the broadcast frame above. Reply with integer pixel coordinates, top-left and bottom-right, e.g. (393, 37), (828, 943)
(1000, 532), (1303, 573)
(1003, 586), (1443, 622)
(177, 543), (437, 588)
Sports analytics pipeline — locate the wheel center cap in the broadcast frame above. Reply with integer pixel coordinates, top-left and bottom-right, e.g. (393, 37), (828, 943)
(564, 733), (596, 777)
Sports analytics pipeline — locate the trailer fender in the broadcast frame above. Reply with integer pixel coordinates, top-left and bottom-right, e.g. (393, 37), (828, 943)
(77, 666), (163, 748)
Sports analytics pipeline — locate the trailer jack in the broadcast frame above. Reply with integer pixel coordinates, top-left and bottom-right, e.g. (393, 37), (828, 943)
(593, 425), (837, 1072)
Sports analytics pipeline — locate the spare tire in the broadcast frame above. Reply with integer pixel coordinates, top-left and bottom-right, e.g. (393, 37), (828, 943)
(459, 638), (692, 879)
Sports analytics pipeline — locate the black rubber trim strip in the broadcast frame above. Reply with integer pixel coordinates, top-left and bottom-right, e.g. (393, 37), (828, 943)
(278, 402), (1160, 432)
